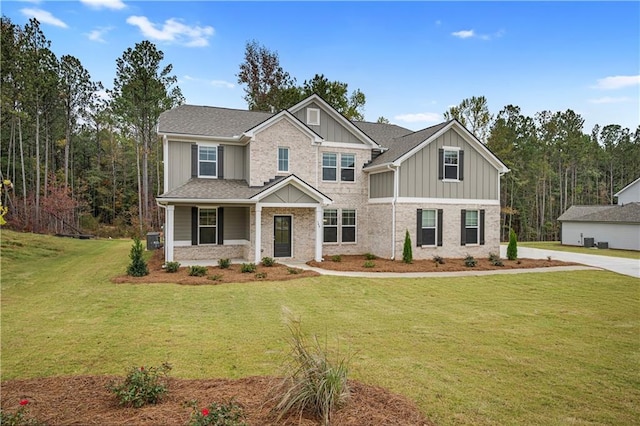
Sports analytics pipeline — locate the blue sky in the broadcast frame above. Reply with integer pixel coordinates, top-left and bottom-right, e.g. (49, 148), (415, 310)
(4, 0), (639, 133)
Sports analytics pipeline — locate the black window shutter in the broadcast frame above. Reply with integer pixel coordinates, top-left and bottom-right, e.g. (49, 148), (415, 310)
(460, 209), (466, 246)
(217, 207), (224, 245)
(191, 207), (198, 245)
(438, 148), (444, 180)
(416, 209), (423, 246)
(479, 209), (485, 245)
(218, 145), (224, 179)
(437, 209), (443, 246)
(459, 150), (464, 181)
(191, 144), (198, 178)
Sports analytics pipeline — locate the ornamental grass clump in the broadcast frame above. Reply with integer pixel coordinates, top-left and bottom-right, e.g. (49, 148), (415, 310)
(127, 237), (149, 277)
(109, 362), (172, 408)
(271, 312), (350, 426)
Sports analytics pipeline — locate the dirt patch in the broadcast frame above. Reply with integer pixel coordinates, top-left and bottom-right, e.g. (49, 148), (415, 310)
(1, 375), (432, 425)
(308, 254), (575, 273)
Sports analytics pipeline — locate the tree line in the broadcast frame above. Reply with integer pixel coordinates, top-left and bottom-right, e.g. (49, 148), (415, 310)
(1, 20), (637, 241)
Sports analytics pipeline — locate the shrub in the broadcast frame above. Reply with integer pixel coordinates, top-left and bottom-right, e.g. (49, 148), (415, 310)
(127, 237), (149, 277)
(464, 255), (477, 267)
(165, 261), (180, 273)
(363, 260), (375, 268)
(488, 252), (504, 266)
(189, 265), (208, 277)
(208, 274), (223, 281)
(218, 258), (231, 269)
(287, 267), (300, 275)
(255, 272), (267, 279)
(331, 255), (342, 262)
(402, 230), (413, 264)
(271, 314), (350, 426)
(187, 400), (247, 426)
(240, 263), (256, 273)
(433, 255), (445, 264)
(507, 228), (518, 260)
(109, 362), (172, 408)
(261, 256), (276, 267)
(0, 399), (45, 426)
(364, 252), (377, 260)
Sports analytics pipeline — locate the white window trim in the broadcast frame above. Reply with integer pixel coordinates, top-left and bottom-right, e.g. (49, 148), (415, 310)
(465, 209), (480, 246)
(322, 208), (357, 244)
(307, 108), (320, 126)
(341, 209), (357, 244)
(322, 152), (338, 182)
(340, 153), (356, 184)
(443, 148), (460, 181)
(420, 209), (437, 247)
(198, 143), (219, 179)
(323, 209), (338, 244)
(198, 207), (217, 245)
(277, 146), (289, 173)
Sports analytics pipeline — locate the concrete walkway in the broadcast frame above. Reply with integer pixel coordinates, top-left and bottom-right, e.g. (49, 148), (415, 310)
(499, 246), (639, 279)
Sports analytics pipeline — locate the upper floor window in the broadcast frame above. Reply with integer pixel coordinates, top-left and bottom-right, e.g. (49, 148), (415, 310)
(307, 108), (320, 126)
(438, 147), (464, 181)
(278, 147), (289, 172)
(199, 146), (217, 177)
(199, 208), (217, 244)
(340, 154), (355, 182)
(322, 153), (337, 181)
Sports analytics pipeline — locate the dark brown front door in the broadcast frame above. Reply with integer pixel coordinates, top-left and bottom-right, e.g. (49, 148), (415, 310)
(274, 216), (292, 257)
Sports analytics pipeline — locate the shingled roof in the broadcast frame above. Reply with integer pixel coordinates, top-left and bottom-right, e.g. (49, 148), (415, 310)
(158, 105), (273, 137)
(159, 177), (286, 200)
(558, 203), (640, 223)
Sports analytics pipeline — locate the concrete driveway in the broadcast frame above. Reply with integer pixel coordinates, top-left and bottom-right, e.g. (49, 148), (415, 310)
(500, 246), (639, 278)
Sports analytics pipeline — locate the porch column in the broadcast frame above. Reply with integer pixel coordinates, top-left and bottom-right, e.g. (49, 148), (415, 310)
(165, 205), (175, 262)
(254, 204), (262, 263)
(315, 205), (323, 262)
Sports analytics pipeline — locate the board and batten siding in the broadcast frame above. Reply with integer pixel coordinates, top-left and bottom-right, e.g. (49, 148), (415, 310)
(398, 128), (499, 200)
(261, 184), (317, 204)
(370, 171), (394, 198)
(292, 102), (363, 144)
(223, 145), (245, 180)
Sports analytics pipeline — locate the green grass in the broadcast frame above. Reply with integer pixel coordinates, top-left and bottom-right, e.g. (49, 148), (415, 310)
(2, 230), (639, 425)
(513, 240), (640, 259)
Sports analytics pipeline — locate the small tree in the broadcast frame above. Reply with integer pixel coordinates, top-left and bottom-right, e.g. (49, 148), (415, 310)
(402, 230), (413, 264)
(507, 228), (518, 260)
(127, 237), (149, 276)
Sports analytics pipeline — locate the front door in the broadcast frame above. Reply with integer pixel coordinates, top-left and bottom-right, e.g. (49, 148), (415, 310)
(274, 216), (292, 257)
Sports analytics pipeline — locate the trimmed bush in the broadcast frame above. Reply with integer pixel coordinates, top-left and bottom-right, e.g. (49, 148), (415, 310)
(218, 258), (231, 269)
(364, 252), (377, 260)
(109, 362), (172, 408)
(507, 228), (518, 260)
(165, 261), (180, 273)
(402, 230), (413, 264)
(188, 265), (207, 277)
(127, 237), (149, 277)
(488, 252), (504, 266)
(464, 255), (477, 267)
(261, 256), (276, 267)
(240, 263), (256, 273)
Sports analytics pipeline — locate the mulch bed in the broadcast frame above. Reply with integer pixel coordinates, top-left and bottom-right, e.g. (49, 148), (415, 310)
(1, 375), (433, 425)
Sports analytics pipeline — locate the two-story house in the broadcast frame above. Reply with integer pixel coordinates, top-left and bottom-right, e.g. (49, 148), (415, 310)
(156, 94), (509, 264)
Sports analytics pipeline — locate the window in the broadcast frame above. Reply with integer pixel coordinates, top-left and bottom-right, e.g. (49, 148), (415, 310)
(307, 108), (320, 125)
(323, 209), (338, 243)
(465, 210), (479, 244)
(322, 153), (337, 181)
(439, 148), (464, 181)
(444, 150), (459, 179)
(421, 209), (437, 246)
(340, 154), (355, 182)
(278, 147), (289, 172)
(341, 209), (356, 243)
(199, 146), (217, 177)
(199, 208), (217, 244)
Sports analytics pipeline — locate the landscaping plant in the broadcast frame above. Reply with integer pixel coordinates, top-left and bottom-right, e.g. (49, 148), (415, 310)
(189, 265), (208, 277)
(126, 237), (149, 277)
(109, 362), (172, 408)
(240, 263), (256, 273)
(507, 228), (518, 260)
(0, 399), (44, 426)
(187, 400), (247, 426)
(218, 258), (231, 269)
(464, 254), (477, 267)
(165, 261), (180, 273)
(261, 257), (276, 267)
(402, 230), (413, 264)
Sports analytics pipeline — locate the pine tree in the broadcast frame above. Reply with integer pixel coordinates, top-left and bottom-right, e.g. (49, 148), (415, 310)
(402, 230), (413, 264)
(127, 237), (149, 276)
(507, 228), (518, 260)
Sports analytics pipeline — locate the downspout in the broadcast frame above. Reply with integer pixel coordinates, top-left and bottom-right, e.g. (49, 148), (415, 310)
(388, 164), (399, 260)
(156, 201), (167, 264)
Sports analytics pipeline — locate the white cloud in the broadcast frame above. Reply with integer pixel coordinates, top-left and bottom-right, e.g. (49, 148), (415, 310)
(182, 75), (234, 89)
(588, 96), (632, 104)
(80, 0), (126, 10)
(20, 8), (68, 28)
(86, 26), (113, 43)
(452, 30), (475, 39)
(126, 16), (214, 47)
(394, 112), (442, 123)
(591, 75), (640, 90)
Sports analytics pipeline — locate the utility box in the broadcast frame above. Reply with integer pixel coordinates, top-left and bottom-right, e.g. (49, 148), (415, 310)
(146, 232), (161, 250)
(584, 237), (595, 248)
(597, 241), (609, 249)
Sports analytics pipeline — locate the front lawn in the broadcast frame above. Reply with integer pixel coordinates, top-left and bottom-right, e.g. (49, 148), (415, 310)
(2, 230), (638, 425)
(515, 240), (640, 259)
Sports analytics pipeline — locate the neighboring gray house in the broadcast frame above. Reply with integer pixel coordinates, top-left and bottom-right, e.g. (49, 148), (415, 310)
(156, 94), (510, 263)
(558, 177), (640, 251)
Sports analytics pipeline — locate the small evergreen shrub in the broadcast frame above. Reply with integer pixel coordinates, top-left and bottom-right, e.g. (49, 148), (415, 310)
(331, 255), (342, 262)
(507, 228), (518, 260)
(255, 272), (267, 279)
(364, 252), (377, 260)
(363, 260), (375, 268)
(488, 252), (504, 266)
(208, 274), (223, 281)
(109, 362), (172, 408)
(402, 230), (413, 264)
(261, 256), (276, 267)
(165, 261), (180, 273)
(240, 263), (256, 273)
(188, 265), (207, 277)
(187, 400), (247, 426)
(287, 267), (300, 275)
(433, 255), (445, 265)
(464, 255), (477, 267)
(218, 258), (231, 269)
(127, 237), (149, 277)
